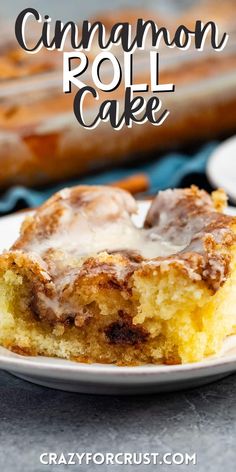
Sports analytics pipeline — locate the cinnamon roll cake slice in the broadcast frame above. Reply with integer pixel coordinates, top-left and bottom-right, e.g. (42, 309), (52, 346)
(0, 185), (236, 365)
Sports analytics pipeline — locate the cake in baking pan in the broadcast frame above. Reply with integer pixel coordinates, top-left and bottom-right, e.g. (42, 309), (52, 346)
(0, 0), (235, 188)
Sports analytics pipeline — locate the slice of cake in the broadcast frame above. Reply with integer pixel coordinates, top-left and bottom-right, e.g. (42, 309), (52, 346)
(0, 185), (236, 365)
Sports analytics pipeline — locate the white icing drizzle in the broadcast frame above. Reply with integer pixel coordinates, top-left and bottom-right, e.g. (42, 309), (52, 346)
(25, 195), (184, 260)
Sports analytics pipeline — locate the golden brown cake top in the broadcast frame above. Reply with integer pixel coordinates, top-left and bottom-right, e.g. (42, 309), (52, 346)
(12, 185), (184, 260)
(1, 185), (235, 325)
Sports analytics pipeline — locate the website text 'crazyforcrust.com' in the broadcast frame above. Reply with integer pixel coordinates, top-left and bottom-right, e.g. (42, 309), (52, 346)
(39, 451), (197, 466)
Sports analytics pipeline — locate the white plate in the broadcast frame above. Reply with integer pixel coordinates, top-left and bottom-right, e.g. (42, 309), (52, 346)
(207, 136), (236, 203)
(0, 202), (236, 395)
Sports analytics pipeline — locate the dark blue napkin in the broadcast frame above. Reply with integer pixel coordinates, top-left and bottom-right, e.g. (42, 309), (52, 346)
(0, 142), (216, 213)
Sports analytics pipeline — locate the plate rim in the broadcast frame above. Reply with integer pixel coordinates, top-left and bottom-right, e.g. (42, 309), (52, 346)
(0, 343), (236, 377)
(207, 135), (236, 202)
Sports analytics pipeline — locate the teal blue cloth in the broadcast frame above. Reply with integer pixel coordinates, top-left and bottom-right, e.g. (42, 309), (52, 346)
(0, 142), (216, 213)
